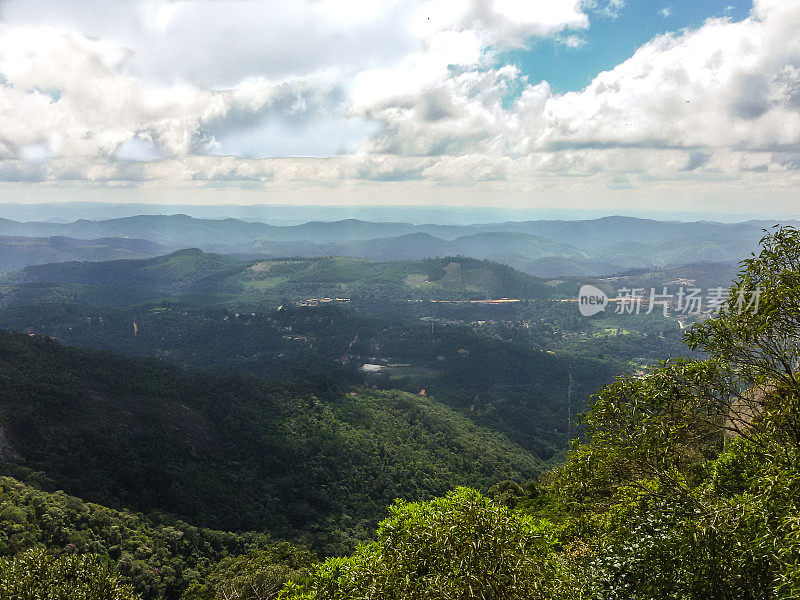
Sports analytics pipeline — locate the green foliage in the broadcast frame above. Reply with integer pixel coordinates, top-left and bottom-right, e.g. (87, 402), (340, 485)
(285, 226), (800, 599)
(0, 298), (614, 457)
(541, 226), (800, 598)
(0, 476), (274, 600)
(685, 225), (800, 445)
(0, 548), (138, 600)
(2, 229), (797, 600)
(0, 330), (539, 554)
(283, 487), (573, 600)
(182, 544), (315, 600)
(548, 358), (726, 509)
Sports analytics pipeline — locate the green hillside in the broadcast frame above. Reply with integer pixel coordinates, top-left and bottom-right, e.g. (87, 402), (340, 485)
(0, 250), (558, 306)
(1, 227), (798, 600)
(0, 236), (164, 274)
(0, 299), (615, 459)
(0, 329), (540, 554)
(0, 476), (283, 600)
(279, 226), (800, 600)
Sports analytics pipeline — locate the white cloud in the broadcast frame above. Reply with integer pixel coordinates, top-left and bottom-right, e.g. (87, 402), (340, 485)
(583, 0), (626, 20)
(0, 0), (589, 164)
(354, 0), (800, 175)
(536, 1), (800, 152)
(0, 24), (347, 160)
(0, 0), (798, 209)
(0, 1), (415, 86)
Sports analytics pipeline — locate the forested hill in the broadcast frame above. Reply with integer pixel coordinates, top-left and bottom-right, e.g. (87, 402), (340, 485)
(0, 249), (564, 304)
(0, 329), (540, 553)
(0, 475), (283, 599)
(0, 249), (617, 458)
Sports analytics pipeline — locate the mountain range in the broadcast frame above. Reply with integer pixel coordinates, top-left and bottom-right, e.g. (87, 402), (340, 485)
(0, 214), (787, 276)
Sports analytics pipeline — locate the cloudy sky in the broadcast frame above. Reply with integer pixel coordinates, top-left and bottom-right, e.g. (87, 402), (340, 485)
(0, 0), (799, 215)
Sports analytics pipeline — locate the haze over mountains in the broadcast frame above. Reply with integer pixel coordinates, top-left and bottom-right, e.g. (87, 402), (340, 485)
(0, 236), (165, 274)
(0, 203), (780, 225)
(0, 213), (788, 276)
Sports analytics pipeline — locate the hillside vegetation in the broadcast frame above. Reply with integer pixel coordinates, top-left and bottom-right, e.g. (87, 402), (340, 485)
(0, 251), (565, 305)
(0, 236), (164, 274)
(0, 476), (283, 599)
(0, 254), (614, 457)
(0, 329), (540, 554)
(281, 226), (800, 599)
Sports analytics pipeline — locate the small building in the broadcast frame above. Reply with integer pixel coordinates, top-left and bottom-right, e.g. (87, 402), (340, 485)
(360, 363), (383, 373)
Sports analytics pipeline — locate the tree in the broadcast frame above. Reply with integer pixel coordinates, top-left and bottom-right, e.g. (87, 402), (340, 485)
(0, 548), (139, 600)
(182, 543), (315, 600)
(545, 226), (800, 599)
(282, 487), (576, 600)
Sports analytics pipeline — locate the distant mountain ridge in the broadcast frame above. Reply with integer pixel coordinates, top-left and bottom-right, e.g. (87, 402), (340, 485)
(0, 235), (164, 274)
(0, 214), (790, 276)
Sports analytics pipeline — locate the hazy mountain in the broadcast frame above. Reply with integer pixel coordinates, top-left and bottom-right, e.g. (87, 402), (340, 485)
(3, 202), (675, 225)
(246, 231), (586, 263)
(0, 236), (165, 273)
(477, 216), (785, 249)
(0, 214), (787, 276)
(594, 233), (762, 269)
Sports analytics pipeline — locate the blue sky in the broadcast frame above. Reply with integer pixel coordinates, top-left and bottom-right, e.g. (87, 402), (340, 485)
(503, 1), (753, 92)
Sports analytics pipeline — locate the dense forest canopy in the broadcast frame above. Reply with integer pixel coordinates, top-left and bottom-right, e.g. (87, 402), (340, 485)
(0, 328), (543, 554)
(0, 251), (705, 457)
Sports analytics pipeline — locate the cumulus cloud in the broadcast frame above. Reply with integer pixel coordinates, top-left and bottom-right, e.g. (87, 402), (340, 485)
(0, 0), (798, 203)
(536, 4), (800, 152)
(352, 0), (800, 184)
(0, 24), (339, 160)
(0, 0), (589, 166)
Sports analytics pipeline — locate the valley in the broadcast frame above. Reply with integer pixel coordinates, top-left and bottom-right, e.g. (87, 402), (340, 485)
(0, 214), (788, 599)
(3, 1), (799, 595)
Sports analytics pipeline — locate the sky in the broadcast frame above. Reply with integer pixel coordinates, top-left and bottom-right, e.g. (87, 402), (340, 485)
(0, 0), (799, 217)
